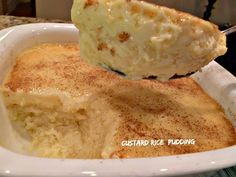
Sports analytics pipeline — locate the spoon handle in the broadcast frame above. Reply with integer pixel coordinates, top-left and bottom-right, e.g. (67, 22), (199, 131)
(223, 25), (236, 36)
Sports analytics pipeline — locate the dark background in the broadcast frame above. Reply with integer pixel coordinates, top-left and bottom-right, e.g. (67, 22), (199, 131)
(216, 30), (236, 77)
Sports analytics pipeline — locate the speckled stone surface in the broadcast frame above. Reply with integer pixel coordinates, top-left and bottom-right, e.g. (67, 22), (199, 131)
(0, 15), (70, 30)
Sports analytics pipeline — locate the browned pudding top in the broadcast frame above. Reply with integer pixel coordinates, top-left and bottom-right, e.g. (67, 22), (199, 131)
(4, 44), (120, 96)
(3, 43), (236, 158)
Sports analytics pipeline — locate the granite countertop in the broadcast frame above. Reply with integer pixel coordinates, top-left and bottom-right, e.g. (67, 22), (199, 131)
(0, 15), (70, 30)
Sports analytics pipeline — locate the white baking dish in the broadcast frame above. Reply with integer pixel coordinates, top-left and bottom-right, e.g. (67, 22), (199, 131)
(0, 23), (235, 177)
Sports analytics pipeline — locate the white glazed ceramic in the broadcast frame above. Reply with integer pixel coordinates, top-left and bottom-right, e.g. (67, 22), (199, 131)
(0, 23), (236, 177)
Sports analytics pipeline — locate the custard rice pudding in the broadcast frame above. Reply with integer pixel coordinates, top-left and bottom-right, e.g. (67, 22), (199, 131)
(0, 44), (235, 158)
(71, 0), (227, 80)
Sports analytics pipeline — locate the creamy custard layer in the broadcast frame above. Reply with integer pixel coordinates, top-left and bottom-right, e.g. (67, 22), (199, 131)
(0, 44), (235, 158)
(71, 0), (227, 80)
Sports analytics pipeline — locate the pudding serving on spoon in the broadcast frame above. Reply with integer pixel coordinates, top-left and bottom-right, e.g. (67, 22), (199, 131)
(71, 0), (227, 80)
